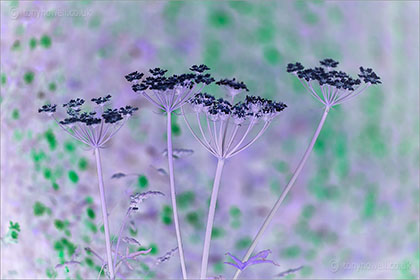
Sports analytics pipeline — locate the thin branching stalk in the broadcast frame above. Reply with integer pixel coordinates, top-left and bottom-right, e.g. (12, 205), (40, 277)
(167, 112), (188, 279)
(200, 158), (225, 279)
(233, 106), (330, 279)
(94, 148), (115, 279)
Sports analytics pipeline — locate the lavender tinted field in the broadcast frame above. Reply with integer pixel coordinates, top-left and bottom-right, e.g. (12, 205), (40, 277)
(1, 1), (419, 279)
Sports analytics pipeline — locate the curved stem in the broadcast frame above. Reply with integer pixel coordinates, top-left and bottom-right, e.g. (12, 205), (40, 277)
(112, 209), (132, 276)
(200, 159), (225, 279)
(167, 112), (188, 279)
(232, 107), (330, 279)
(94, 148), (115, 279)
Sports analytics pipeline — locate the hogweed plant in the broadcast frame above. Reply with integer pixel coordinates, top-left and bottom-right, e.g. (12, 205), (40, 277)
(125, 65), (214, 279)
(182, 79), (287, 279)
(232, 59), (381, 279)
(39, 96), (142, 279)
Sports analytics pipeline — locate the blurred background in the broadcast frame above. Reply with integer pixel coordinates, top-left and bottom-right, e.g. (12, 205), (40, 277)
(1, 0), (419, 279)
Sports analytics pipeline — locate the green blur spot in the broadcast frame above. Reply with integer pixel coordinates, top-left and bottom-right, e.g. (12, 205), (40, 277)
(34, 201), (47, 216)
(24, 71), (34, 84)
(137, 175), (148, 188)
(49, 82), (56, 91)
(209, 10), (231, 28)
(162, 205), (173, 225)
(12, 109), (19, 120)
(186, 212), (201, 229)
(229, 206), (241, 218)
(78, 158), (88, 170)
(274, 160), (289, 173)
(230, 220), (241, 229)
(177, 191), (195, 209)
(163, 1), (184, 22)
(85, 257), (94, 267)
(1, 73), (6, 85)
(46, 267), (57, 279)
(45, 129), (57, 150)
(12, 40), (21, 51)
(256, 24), (275, 43)
(328, 6), (343, 24)
(11, 231), (18, 239)
(204, 40), (221, 65)
(229, 1), (253, 15)
(303, 12), (319, 24)
(213, 261), (224, 273)
(40, 35), (52, 48)
(300, 266), (313, 276)
(87, 208), (95, 219)
(282, 245), (301, 258)
(301, 204), (315, 219)
(54, 219), (65, 230)
(235, 237), (252, 250)
(68, 170), (79, 183)
(44, 168), (52, 180)
(171, 113), (181, 136)
(64, 141), (75, 152)
(88, 14), (101, 28)
(29, 37), (37, 49)
(149, 243), (158, 255)
(211, 227), (225, 239)
(363, 189), (376, 219)
(85, 196), (93, 204)
(263, 46), (282, 65)
(85, 220), (97, 233)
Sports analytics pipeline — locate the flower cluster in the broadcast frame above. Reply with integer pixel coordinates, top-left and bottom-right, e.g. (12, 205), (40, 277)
(38, 96), (138, 148)
(287, 58), (381, 107)
(189, 93), (286, 123)
(183, 93), (286, 159)
(125, 65), (215, 112)
(216, 78), (249, 101)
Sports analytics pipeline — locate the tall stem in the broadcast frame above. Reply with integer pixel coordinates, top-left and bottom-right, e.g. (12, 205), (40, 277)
(200, 159), (225, 279)
(167, 112), (188, 279)
(233, 107), (330, 279)
(94, 148), (115, 279)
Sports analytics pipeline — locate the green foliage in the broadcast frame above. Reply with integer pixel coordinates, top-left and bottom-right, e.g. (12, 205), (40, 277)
(177, 191), (195, 209)
(34, 201), (47, 216)
(68, 170), (79, 183)
(137, 175), (149, 188)
(87, 208), (95, 219)
(23, 71), (34, 84)
(40, 35), (52, 48)
(235, 237), (252, 250)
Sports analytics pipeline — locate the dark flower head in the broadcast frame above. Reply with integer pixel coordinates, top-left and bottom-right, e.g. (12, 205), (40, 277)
(63, 98), (85, 108)
(320, 58), (339, 68)
(190, 64), (210, 73)
(91, 94), (112, 105)
(125, 71), (144, 82)
(102, 108), (124, 124)
(149, 68), (168, 76)
(38, 104), (57, 114)
(288, 58), (381, 107)
(286, 62), (304, 73)
(119, 105), (139, 116)
(216, 78), (249, 92)
(358, 67), (382, 84)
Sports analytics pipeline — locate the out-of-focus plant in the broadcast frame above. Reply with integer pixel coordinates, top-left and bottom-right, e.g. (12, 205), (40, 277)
(125, 65), (214, 279)
(231, 59), (381, 279)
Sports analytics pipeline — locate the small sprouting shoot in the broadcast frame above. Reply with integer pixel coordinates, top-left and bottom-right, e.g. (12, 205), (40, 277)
(224, 249), (280, 271)
(276, 265), (304, 277)
(125, 65), (215, 112)
(38, 95), (138, 148)
(162, 148), (194, 159)
(287, 58), (381, 107)
(129, 191), (165, 211)
(183, 93), (286, 159)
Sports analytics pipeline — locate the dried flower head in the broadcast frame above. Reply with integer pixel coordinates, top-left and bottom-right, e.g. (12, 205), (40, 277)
(216, 78), (249, 101)
(129, 191), (165, 211)
(183, 93), (286, 159)
(125, 65), (215, 112)
(287, 58), (381, 107)
(38, 95), (138, 148)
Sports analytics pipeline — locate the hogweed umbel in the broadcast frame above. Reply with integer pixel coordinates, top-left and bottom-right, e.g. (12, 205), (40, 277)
(232, 59), (381, 279)
(182, 79), (286, 279)
(125, 65), (214, 279)
(39, 96), (138, 279)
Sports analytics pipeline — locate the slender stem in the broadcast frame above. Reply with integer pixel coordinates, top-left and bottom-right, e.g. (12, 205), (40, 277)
(232, 107), (330, 279)
(200, 159), (225, 279)
(94, 148), (115, 279)
(167, 112), (188, 279)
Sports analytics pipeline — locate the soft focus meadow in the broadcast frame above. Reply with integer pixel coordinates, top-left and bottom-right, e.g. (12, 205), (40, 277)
(1, 0), (419, 279)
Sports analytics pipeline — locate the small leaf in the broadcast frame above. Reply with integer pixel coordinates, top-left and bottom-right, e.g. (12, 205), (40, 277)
(111, 172), (126, 179)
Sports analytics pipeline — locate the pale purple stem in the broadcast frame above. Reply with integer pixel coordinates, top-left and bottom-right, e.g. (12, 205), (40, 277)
(167, 112), (188, 279)
(200, 158), (225, 279)
(112, 209), (132, 275)
(233, 106), (330, 279)
(94, 148), (115, 279)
